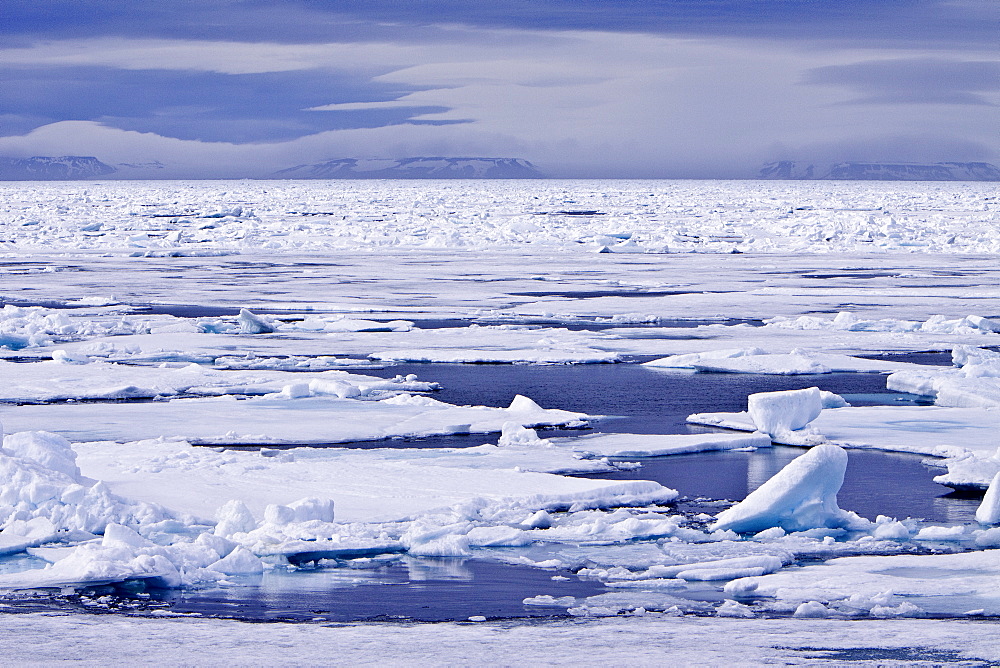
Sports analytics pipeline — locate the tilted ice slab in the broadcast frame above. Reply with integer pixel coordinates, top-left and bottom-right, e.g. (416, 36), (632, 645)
(2, 393), (586, 445)
(711, 445), (860, 534)
(0, 358), (437, 403)
(689, 405), (1000, 457)
(726, 549), (1000, 617)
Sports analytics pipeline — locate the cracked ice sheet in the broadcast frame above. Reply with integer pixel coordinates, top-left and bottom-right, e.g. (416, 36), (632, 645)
(5, 614), (1000, 665)
(688, 405), (1000, 457)
(73, 439), (675, 524)
(1, 394), (587, 445)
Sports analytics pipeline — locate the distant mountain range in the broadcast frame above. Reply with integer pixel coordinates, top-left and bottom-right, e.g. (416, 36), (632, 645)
(0, 156), (117, 180)
(760, 161), (1000, 181)
(269, 157), (545, 179)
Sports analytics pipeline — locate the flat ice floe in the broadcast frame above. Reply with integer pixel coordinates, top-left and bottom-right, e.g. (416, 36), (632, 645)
(550, 432), (772, 457)
(73, 438), (676, 524)
(3, 393), (586, 444)
(726, 549), (1000, 617)
(0, 358), (437, 402)
(689, 405), (999, 457)
(645, 348), (925, 374)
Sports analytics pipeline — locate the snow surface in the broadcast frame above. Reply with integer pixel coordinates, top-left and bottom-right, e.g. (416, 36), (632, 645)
(6, 613), (1000, 666)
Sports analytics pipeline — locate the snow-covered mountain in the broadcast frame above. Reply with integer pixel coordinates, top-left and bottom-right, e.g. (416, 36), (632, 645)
(269, 157), (545, 179)
(760, 161), (1000, 181)
(0, 156), (117, 180)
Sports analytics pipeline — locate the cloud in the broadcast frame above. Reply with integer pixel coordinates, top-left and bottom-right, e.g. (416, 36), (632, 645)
(1, 28), (997, 177)
(803, 58), (1000, 106)
(0, 64), (443, 142)
(6, 0), (999, 49)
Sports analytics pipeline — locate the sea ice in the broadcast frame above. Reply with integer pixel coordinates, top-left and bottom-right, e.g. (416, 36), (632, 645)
(746, 387), (825, 444)
(711, 445), (861, 533)
(690, 404), (999, 456)
(2, 393), (587, 445)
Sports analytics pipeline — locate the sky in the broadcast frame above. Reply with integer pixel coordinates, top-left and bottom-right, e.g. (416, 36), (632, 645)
(1, 0), (997, 178)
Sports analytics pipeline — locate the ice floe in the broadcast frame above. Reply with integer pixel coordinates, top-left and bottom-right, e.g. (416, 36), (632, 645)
(3, 391), (586, 445)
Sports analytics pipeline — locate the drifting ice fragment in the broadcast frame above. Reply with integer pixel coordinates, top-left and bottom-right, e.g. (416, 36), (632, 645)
(237, 309), (275, 334)
(712, 444), (857, 533)
(214, 500), (256, 537)
(747, 387), (826, 444)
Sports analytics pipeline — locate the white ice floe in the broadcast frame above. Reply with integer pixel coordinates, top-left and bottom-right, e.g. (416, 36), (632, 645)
(2, 393), (586, 445)
(370, 348), (620, 364)
(887, 345), (1000, 409)
(711, 445), (862, 534)
(2, 180), (997, 255)
(726, 548), (1000, 617)
(690, 404), (998, 457)
(645, 347), (922, 375)
(72, 438), (677, 526)
(550, 432), (772, 458)
(689, 387), (844, 446)
(9, 613), (1000, 665)
(765, 312), (1000, 336)
(0, 358), (436, 403)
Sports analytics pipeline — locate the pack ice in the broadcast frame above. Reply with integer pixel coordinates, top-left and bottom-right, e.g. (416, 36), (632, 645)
(2, 179), (1000, 623)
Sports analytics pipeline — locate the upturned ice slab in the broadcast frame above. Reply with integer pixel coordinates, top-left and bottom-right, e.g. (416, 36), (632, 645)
(712, 444), (857, 533)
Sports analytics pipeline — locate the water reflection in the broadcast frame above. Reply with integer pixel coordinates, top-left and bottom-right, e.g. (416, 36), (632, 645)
(159, 557), (604, 622)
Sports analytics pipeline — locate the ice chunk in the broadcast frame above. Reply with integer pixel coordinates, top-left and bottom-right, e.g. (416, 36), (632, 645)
(976, 472), (1000, 524)
(287, 497), (335, 523)
(102, 523), (154, 548)
(214, 500), (256, 537)
(2, 431), (80, 480)
(508, 395), (543, 412)
(693, 353), (832, 375)
(793, 601), (830, 618)
(207, 546), (264, 575)
(498, 422), (549, 447)
(237, 309), (274, 334)
(522, 510), (553, 529)
(712, 445), (856, 533)
(747, 387), (825, 444)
